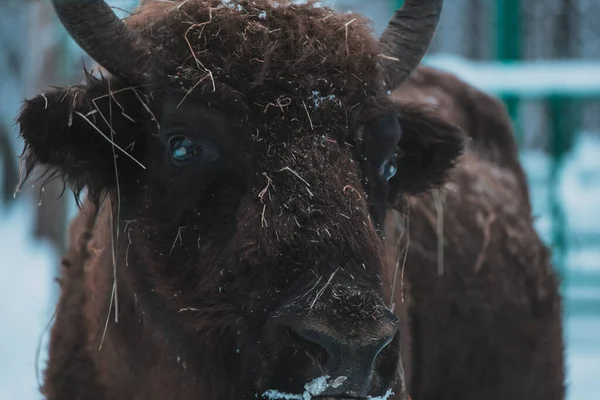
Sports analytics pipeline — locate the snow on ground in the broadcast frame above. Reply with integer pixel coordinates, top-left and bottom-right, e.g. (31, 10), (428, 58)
(0, 199), (56, 400)
(565, 315), (600, 400)
(559, 134), (600, 236)
(0, 134), (599, 399)
(526, 134), (600, 400)
(522, 134), (600, 279)
(523, 134), (600, 236)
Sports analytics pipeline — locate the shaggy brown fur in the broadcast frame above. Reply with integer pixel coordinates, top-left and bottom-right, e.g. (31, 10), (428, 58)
(16, 1), (564, 400)
(384, 67), (565, 400)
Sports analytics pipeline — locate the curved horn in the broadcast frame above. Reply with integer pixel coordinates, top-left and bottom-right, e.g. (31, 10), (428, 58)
(51, 0), (152, 83)
(378, 0), (443, 90)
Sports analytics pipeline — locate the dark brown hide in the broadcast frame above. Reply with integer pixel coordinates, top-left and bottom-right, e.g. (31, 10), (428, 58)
(384, 67), (565, 400)
(17, 1), (563, 400)
(35, 65), (565, 400)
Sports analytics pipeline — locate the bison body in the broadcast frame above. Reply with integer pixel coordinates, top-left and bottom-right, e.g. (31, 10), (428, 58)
(17, 1), (564, 399)
(387, 67), (565, 400)
(38, 65), (564, 400)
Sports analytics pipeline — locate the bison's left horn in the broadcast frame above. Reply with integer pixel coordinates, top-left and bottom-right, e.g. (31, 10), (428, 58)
(378, 0), (443, 90)
(51, 0), (152, 83)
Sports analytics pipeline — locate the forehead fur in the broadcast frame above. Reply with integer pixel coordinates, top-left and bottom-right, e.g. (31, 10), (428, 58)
(126, 0), (385, 140)
(107, 1), (388, 267)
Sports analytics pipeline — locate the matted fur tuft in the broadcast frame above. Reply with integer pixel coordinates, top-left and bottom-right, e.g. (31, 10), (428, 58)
(17, 70), (150, 206)
(127, 0), (384, 142)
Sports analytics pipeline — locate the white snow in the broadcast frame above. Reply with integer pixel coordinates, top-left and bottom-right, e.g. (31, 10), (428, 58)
(303, 375), (331, 396)
(0, 200), (57, 400)
(565, 316), (600, 400)
(310, 90), (337, 108)
(558, 134), (600, 235)
(423, 54), (600, 98)
(368, 389), (395, 400)
(262, 375), (355, 399)
(520, 133), (600, 277)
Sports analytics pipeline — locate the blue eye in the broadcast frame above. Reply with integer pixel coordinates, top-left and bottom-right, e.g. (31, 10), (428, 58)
(170, 136), (201, 162)
(382, 154), (398, 181)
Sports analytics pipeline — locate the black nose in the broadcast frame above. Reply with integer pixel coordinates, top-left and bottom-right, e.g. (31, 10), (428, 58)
(291, 322), (396, 369)
(280, 308), (400, 397)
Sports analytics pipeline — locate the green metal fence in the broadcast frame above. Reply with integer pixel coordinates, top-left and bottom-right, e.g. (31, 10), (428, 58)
(493, 0), (593, 282)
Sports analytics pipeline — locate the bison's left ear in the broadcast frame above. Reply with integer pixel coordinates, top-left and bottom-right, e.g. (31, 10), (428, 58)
(17, 77), (150, 203)
(357, 106), (464, 231)
(362, 105), (464, 225)
(389, 105), (464, 197)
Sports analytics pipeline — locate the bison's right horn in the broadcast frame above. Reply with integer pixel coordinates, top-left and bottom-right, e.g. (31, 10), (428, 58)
(51, 0), (152, 84)
(378, 0), (444, 91)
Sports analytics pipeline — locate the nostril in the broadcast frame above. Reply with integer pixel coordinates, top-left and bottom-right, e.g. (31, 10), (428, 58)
(272, 310), (401, 398)
(283, 319), (398, 368)
(284, 323), (397, 370)
(284, 326), (331, 367)
(281, 322), (400, 397)
(293, 327), (336, 352)
(375, 330), (396, 358)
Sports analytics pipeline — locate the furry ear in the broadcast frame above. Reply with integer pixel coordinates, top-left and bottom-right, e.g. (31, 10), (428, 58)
(389, 105), (464, 198)
(17, 76), (151, 204)
(361, 105), (463, 228)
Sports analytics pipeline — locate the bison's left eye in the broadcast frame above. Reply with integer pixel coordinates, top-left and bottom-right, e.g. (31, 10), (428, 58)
(382, 153), (398, 181)
(170, 136), (202, 162)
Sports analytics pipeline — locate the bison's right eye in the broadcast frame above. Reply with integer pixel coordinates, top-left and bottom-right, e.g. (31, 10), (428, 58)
(382, 153), (398, 181)
(170, 136), (202, 162)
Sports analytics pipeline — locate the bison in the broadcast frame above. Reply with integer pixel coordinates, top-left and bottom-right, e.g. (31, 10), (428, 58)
(16, 0), (565, 399)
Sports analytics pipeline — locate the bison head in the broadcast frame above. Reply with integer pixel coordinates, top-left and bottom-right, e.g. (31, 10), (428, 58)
(18, 0), (461, 399)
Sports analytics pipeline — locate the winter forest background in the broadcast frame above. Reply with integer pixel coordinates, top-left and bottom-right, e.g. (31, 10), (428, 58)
(1, 0), (599, 399)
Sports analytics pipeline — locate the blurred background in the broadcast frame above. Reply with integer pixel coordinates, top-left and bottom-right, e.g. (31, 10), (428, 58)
(0, 0), (598, 399)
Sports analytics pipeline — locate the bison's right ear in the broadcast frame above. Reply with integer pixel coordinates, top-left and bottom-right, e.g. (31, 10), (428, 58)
(17, 78), (150, 203)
